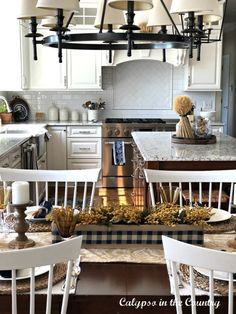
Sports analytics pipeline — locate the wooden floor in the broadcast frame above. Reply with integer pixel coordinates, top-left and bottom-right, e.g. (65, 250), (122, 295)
(96, 187), (135, 206)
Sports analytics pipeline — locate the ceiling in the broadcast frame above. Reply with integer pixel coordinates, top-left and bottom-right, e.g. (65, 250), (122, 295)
(225, 0), (236, 24)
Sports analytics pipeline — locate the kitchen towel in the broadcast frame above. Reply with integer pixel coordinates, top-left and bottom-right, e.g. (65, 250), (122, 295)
(113, 140), (126, 166)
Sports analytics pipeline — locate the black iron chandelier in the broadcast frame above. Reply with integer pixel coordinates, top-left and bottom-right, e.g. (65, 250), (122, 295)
(18, 0), (227, 64)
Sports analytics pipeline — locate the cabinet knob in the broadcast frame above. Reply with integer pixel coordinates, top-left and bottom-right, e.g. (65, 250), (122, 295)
(114, 129), (120, 136)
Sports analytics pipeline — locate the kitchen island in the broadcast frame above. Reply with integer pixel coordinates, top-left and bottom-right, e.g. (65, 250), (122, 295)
(131, 131), (236, 207)
(132, 131), (236, 170)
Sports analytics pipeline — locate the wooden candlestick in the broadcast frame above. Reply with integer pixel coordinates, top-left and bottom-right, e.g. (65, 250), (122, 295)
(8, 202), (35, 249)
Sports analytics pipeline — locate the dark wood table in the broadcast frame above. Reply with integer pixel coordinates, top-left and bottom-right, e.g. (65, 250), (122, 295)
(0, 262), (233, 314)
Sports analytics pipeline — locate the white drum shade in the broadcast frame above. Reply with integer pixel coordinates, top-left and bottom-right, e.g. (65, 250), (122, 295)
(108, 0), (153, 11)
(147, 0), (180, 27)
(196, 0), (222, 23)
(170, 0), (214, 14)
(37, 0), (80, 12)
(18, 0), (54, 19)
(94, 0), (125, 29)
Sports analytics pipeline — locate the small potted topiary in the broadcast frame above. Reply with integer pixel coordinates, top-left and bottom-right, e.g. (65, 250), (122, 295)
(0, 101), (12, 124)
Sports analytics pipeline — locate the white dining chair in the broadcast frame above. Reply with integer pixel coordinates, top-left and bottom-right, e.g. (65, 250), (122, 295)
(0, 235), (82, 314)
(0, 167), (101, 210)
(162, 235), (236, 314)
(143, 169), (236, 212)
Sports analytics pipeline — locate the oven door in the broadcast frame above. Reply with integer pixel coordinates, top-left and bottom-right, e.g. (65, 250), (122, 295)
(102, 138), (133, 188)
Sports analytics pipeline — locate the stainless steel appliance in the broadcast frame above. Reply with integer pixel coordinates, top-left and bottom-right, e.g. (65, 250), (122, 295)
(102, 118), (175, 188)
(21, 132), (48, 202)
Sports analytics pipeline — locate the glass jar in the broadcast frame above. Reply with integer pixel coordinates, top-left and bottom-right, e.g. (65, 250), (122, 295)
(194, 117), (211, 138)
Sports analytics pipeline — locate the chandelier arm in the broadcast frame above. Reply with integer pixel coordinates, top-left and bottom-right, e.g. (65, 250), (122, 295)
(162, 49), (166, 62)
(99, 0), (107, 33)
(180, 14), (184, 34)
(56, 9), (64, 63)
(30, 17), (39, 61)
(108, 42), (113, 63)
(196, 41), (201, 61)
(219, 0), (228, 41)
(63, 12), (74, 35)
(159, 0), (180, 36)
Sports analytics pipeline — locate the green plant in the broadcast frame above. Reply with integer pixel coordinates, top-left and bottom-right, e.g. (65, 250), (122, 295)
(0, 101), (8, 113)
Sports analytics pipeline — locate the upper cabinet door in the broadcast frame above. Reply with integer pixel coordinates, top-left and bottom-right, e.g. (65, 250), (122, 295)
(67, 49), (102, 90)
(0, 2), (22, 91)
(21, 26), (67, 90)
(184, 39), (222, 91)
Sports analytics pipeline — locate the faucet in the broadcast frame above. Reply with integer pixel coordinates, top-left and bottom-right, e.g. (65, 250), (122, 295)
(0, 96), (11, 112)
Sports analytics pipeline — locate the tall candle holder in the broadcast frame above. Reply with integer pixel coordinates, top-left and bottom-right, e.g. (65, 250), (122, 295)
(8, 201), (35, 249)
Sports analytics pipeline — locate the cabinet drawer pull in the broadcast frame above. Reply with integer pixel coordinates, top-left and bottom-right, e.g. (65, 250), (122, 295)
(75, 131), (93, 134)
(14, 154), (20, 159)
(2, 163), (9, 168)
(79, 147), (91, 151)
(104, 141), (132, 145)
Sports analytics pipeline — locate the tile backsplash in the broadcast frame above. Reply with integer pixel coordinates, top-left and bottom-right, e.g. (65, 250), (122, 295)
(7, 60), (217, 121)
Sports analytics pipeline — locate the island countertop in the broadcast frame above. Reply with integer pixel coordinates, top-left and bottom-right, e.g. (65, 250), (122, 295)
(132, 132), (236, 162)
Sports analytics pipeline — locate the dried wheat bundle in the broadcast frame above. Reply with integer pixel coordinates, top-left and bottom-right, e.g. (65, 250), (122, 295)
(173, 95), (194, 138)
(173, 95), (193, 116)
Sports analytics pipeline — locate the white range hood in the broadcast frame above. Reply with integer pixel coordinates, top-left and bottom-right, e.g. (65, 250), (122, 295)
(103, 48), (187, 67)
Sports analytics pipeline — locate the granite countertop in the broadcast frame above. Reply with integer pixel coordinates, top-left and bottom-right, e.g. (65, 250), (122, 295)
(0, 121), (103, 159)
(15, 120), (103, 126)
(0, 135), (30, 158)
(132, 131), (236, 161)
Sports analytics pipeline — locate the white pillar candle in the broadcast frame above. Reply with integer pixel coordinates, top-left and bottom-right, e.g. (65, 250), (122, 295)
(234, 184), (236, 205)
(12, 181), (30, 205)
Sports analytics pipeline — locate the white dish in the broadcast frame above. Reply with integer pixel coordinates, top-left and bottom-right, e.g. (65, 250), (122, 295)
(207, 208), (231, 223)
(194, 267), (236, 282)
(0, 265), (50, 281)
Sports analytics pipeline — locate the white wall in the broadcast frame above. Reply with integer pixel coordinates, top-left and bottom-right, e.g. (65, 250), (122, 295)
(7, 60), (217, 121)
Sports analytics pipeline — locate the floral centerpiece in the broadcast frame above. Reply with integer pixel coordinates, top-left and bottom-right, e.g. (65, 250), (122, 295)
(49, 203), (212, 246)
(75, 203), (212, 227)
(82, 100), (106, 110)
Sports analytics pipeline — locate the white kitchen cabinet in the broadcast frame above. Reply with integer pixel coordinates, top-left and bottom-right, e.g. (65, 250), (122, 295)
(0, 147), (21, 169)
(0, 2), (22, 91)
(21, 27), (67, 90)
(47, 126), (67, 170)
(67, 126), (102, 173)
(67, 158), (101, 170)
(10, 147), (22, 168)
(21, 12), (102, 90)
(211, 123), (224, 134)
(185, 33), (222, 91)
(67, 138), (102, 159)
(21, 27), (102, 90)
(67, 49), (102, 90)
(0, 156), (10, 168)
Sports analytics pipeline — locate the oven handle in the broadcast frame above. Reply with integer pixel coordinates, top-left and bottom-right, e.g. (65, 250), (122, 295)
(104, 141), (132, 145)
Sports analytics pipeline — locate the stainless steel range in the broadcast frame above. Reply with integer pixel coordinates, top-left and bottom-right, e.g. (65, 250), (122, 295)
(102, 118), (175, 188)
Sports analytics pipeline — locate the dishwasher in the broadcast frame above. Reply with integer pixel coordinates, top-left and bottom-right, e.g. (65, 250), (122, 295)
(21, 133), (47, 203)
